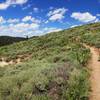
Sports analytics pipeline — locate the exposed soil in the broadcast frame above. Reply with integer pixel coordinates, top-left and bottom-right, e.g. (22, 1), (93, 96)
(85, 45), (100, 100)
(0, 53), (32, 67)
(0, 59), (20, 67)
(0, 61), (9, 67)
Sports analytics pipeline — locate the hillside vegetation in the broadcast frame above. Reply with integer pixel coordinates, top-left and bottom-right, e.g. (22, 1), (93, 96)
(0, 36), (26, 47)
(0, 22), (99, 100)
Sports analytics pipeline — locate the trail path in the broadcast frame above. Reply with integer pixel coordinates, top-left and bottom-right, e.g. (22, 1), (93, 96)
(0, 53), (32, 67)
(0, 61), (9, 67)
(85, 45), (100, 100)
(0, 58), (21, 67)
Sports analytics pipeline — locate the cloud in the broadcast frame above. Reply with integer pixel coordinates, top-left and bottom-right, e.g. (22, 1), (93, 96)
(70, 25), (78, 28)
(7, 18), (20, 23)
(0, 3), (9, 10)
(28, 7), (40, 15)
(47, 8), (68, 21)
(42, 27), (62, 33)
(71, 12), (97, 23)
(0, 0), (28, 10)
(22, 16), (32, 22)
(0, 22), (40, 37)
(0, 16), (5, 23)
(22, 4), (31, 10)
(0, 16), (63, 37)
(0, 16), (42, 37)
(33, 7), (39, 13)
(94, 18), (99, 22)
(7, 0), (28, 4)
(0, 23), (61, 37)
(97, 14), (100, 17)
(49, 14), (64, 21)
(70, 24), (82, 28)
(22, 16), (41, 23)
(13, 23), (39, 30)
(0, 16), (20, 24)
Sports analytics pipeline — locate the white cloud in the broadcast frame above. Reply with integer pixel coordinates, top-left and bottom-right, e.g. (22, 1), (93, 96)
(47, 8), (68, 21)
(70, 24), (82, 28)
(22, 16), (32, 22)
(0, 16), (42, 37)
(32, 27), (62, 36)
(14, 23), (39, 30)
(0, 16), (5, 23)
(0, 15), (63, 37)
(0, 3), (9, 10)
(45, 20), (49, 24)
(71, 12), (97, 23)
(0, 16), (20, 24)
(70, 25), (78, 28)
(0, 22), (62, 37)
(7, 18), (20, 23)
(43, 27), (62, 33)
(33, 7), (39, 13)
(97, 14), (100, 17)
(22, 16), (41, 23)
(0, 22), (40, 37)
(0, 0), (28, 10)
(49, 14), (64, 21)
(94, 18), (99, 22)
(22, 4), (31, 10)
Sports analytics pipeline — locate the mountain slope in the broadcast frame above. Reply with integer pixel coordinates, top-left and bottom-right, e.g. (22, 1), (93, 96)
(0, 36), (26, 46)
(0, 22), (99, 59)
(0, 22), (99, 100)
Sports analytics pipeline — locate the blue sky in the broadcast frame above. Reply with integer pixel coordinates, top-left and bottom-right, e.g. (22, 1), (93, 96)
(0, 0), (99, 37)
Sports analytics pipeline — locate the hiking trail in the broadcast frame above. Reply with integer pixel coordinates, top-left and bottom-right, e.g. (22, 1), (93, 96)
(85, 44), (100, 100)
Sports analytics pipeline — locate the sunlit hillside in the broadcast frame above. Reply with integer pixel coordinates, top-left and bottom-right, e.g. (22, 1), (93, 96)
(0, 22), (99, 100)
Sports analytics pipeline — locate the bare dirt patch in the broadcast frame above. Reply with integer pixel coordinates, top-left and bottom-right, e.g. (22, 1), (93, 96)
(85, 45), (100, 100)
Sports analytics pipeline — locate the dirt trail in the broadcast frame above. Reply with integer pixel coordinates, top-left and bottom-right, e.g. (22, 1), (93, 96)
(0, 61), (9, 67)
(85, 45), (100, 100)
(0, 53), (32, 67)
(0, 58), (21, 67)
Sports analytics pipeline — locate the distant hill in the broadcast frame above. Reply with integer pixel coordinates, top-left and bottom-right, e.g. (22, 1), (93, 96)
(0, 36), (26, 46)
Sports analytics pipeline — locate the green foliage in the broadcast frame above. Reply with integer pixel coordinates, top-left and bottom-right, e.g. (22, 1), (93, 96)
(0, 22), (99, 99)
(63, 68), (90, 100)
(0, 36), (26, 47)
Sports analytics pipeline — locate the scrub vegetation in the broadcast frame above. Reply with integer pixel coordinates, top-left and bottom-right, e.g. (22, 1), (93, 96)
(0, 22), (100, 100)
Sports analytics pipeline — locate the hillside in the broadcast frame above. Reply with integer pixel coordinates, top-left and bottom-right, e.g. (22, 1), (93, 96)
(0, 22), (99, 100)
(0, 36), (26, 46)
